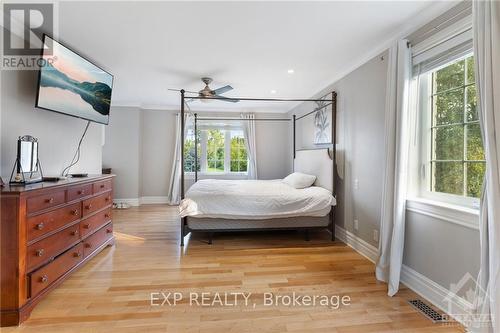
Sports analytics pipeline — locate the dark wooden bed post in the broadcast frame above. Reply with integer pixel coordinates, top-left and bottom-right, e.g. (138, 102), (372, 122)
(293, 114), (296, 159)
(330, 91), (337, 241)
(180, 89), (186, 247)
(194, 113), (198, 183)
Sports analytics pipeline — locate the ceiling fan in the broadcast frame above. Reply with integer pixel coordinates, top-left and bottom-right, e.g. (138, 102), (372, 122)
(169, 77), (239, 103)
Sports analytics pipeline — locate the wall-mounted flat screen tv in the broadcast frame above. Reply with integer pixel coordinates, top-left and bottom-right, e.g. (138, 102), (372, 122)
(36, 35), (113, 125)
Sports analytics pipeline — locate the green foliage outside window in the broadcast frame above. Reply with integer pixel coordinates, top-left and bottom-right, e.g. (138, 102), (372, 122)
(207, 129), (225, 172)
(431, 55), (485, 198)
(184, 129), (200, 173)
(230, 134), (247, 172)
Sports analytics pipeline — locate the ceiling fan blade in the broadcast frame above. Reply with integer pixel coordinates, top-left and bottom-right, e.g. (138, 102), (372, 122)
(168, 88), (198, 94)
(212, 85), (233, 95)
(215, 96), (239, 103)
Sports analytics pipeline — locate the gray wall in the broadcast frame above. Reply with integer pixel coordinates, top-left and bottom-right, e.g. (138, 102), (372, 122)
(140, 110), (177, 197)
(404, 213), (480, 290)
(102, 107), (142, 199)
(1, 69), (103, 180)
(103, 109), (291, 200)
(288, 50), (480, 293)
(289, 51), (388, 248)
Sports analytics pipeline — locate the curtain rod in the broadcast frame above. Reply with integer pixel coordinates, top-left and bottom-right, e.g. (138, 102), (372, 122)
(184, 96), (334, 102)
(196, 117), (291, 121)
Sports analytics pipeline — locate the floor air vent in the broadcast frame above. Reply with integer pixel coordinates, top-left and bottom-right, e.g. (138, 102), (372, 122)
(408, 299), (445, 322)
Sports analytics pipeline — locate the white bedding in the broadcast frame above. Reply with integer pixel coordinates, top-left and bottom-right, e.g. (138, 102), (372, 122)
(179, 179), (336, 220)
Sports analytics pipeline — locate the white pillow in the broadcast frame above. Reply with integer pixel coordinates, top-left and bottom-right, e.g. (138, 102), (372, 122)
(282, 172), (316, 189)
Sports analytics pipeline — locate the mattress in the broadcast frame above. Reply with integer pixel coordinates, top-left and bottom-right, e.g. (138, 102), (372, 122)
(179, 179), (336, 220)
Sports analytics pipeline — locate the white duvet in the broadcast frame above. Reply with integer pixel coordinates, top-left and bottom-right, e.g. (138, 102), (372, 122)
(179, 179), (336, 219)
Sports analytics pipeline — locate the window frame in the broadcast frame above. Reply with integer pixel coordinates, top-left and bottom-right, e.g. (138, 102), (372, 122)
(184, 126), (248, 176)
(416, 54), (482, 209)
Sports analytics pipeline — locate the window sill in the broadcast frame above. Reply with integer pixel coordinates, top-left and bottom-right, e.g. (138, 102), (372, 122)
(406, 198), (479, 230)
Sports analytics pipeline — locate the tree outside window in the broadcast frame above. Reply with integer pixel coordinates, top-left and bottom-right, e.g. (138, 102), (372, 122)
(230, 131), (247, 172)
(183, 128), (248, 174)
(184, 128), (200, 172)
(430, 55), (485, 198)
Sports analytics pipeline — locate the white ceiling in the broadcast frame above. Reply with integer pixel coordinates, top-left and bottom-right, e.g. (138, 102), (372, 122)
(57, 1), (457, 113)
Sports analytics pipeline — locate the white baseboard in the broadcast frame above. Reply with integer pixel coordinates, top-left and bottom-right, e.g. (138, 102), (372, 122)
(335, 225), (474, 330)
(114, 196), (169, 206)
(401, 265), (474, 330)
(335, 225), (378, 263)
(113, 198), (140, 206)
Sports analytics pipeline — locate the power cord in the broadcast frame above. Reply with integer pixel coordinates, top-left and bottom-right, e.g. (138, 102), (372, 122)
(61, 121), (91, 177)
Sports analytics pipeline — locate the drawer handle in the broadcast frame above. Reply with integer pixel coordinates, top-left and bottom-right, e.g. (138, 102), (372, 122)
(104, 213), (110, 218)
(83, 224), (90, 229)
(46, 197), (54, 204)
(36, 223), (44, 230)
(106, 229), (113, 234)
(85, 204), (92, 210)
(105, 197), (110, 202)
(78, 190), (85, 195)
(40, 275), (48, 283)
(100, 184), (105, 188)
(36, 249), (45, 257)
(74, 252), (82, 258)
(85, 243), (92, 248)
(71, 230), (79, 236)
(71, 209), (79, 216)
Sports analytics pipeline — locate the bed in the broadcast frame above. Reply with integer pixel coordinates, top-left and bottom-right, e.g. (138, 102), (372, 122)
(179, 148), (336, 245)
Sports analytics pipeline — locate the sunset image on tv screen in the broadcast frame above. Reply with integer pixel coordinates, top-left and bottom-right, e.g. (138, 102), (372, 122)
(37, 36), (113, 124)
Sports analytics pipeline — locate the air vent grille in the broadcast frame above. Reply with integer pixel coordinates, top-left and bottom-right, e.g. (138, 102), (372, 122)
(408, 299), (445, 322)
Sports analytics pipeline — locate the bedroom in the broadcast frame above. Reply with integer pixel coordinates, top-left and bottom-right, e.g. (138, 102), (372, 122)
(0, 1), (499, 332)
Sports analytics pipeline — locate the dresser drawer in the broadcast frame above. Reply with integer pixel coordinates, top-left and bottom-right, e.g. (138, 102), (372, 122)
(80, 207), (112, 238)
(27, 203), (81, 242)
(93, 179), (112, 195)
(83, 223), (113, 258)
(29, 243), (83, 298)
(27, 190), (66, 214)
(67, 183), (92, 202)
(27, 223), (81, 272)
(82, 192), (112, 217)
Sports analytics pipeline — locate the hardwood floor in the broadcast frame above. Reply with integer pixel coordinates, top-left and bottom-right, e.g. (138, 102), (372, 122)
(4, 205), (465, 332)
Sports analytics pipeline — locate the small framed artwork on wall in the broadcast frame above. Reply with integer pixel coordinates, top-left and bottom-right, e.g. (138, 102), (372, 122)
(313, 95), (332, 144)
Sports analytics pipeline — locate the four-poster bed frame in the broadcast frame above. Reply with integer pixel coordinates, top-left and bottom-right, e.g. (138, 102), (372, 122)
(179, 90), (337, 246)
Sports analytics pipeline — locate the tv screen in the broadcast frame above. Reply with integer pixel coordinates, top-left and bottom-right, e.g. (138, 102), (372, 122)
(36, 35), (113, 125)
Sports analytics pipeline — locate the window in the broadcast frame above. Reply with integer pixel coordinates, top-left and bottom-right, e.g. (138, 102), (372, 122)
(230, 130), (248, 172)
(206, 129), (225, 172)
(419, 55), (485, 205)
(183, 128), (248, 174)
(184, 128), (200, 172)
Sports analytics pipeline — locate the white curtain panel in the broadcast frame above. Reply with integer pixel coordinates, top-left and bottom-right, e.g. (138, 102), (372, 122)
(241, 113), (258, 179)
(375, 39), (413, 296)
(167, 112), (194, 205)
(473, 1), (500, 331)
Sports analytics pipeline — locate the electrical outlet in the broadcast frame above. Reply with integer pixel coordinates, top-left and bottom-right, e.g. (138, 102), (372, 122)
(354, 219), (359, 231)
(354, 179), (359, 190)
(373, 229), (379, 242)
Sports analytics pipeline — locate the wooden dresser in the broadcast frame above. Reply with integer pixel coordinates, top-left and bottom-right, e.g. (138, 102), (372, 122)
(0, 175), (115, 326)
